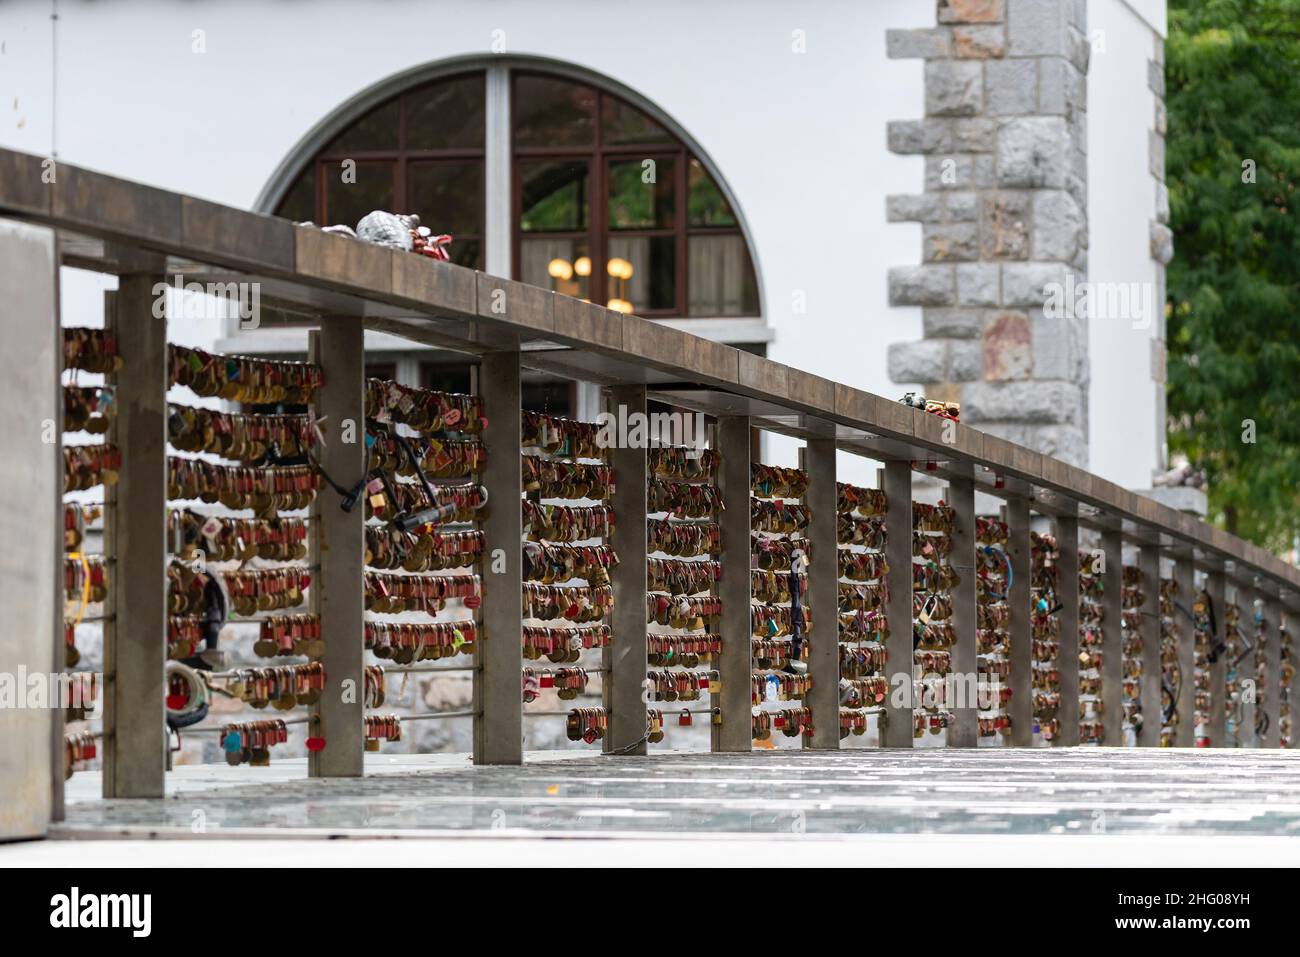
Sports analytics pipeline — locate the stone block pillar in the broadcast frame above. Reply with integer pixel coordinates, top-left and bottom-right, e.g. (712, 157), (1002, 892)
(886, 0), (1090, 466)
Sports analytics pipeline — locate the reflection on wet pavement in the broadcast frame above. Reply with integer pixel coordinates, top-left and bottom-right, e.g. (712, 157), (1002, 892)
(59, 748), (1300, 838)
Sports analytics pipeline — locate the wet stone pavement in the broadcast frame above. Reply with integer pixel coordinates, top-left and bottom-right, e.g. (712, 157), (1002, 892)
(57, 748), (1300, 839)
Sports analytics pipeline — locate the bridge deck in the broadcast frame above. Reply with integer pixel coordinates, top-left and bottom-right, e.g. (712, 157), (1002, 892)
(50, 748), (1300, 841)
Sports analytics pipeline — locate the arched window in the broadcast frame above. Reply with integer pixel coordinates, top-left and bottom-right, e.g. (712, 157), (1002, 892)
(272, 67), (759, 320)
(275, 72), (487, 270)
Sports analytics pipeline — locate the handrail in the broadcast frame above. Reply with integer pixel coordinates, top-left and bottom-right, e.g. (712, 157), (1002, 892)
(3, 146), (1296, 601)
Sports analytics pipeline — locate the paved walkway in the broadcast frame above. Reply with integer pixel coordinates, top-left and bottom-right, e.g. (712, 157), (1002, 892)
(48, 747), (1300, 840)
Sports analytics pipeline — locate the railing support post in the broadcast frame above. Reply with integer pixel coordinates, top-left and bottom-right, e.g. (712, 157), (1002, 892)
(714, 416), (752, 752)
(308, 320), (366, 777)
(1288, 601), (1298, 749)
(103, 276), (167, 798)
(1206, 570), (1228, 748)
(605, 385), (648, 756)
(882, 460), (914, 749)
(1172, 554), (1196, 747)
(1006, 498), (1033, 747)
(1137, 544), (1162, 747)
(803, 439), (839, 750)
(1237, 584), (1258, 748)
(0, 220), (60, 837)
(1099, 528), (1124, 746)
(1055, 515), (1081, 747)
(1261, 591), (1281, 749)
(946, 477), (977, 748)
(474, 350), (523, 765)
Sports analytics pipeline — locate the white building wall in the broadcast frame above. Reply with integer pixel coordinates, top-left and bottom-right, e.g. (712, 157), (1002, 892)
(1085, 0), (1167, 488)
(1, 0), (1161, 487)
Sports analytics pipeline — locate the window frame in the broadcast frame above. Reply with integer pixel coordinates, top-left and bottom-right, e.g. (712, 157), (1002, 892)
(306, 71), (489, 271)
(271, 64), (760, 320)
(511, 71), (753, 318)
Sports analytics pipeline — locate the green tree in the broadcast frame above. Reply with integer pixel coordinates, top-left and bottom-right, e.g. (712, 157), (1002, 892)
(1166, 0), (1300, 552)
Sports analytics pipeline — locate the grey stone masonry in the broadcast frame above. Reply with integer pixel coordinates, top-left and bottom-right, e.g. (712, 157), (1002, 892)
(887, 0), (1090, 466)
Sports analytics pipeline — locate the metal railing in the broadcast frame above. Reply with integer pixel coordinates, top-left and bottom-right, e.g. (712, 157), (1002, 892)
(1, 148), (1294, 809)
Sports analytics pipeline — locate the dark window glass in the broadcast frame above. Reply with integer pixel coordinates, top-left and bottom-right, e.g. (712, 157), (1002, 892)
(608, 157), (675, 230)
(408, 161), (483, 236)
(448, 239), (481, 271)
(687, 158), (737, 227)
(688, 234), (759, 316)
(365, 363), (397, 381)
(521, 380), (573, 416)
(405, 75), (486, 151)
(522, 237), (591, 302)
(608, 235), (675, 312)
(275, 166), (316, 223)
(323, 160), (395, 229)
(520, 160), (589, 232)
(324, 98), (400, 155)
(514, 75), (595, 147)
(601, 97), (673, 146)
(422, 363), (473, 394)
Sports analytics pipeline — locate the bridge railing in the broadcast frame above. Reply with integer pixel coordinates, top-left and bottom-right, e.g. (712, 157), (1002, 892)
(1, 148), (1293, 816)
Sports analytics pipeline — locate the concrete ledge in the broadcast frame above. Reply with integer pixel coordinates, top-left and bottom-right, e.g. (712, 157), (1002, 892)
(1, 145), (1296, 598)
(1136, 485), (1208, 518)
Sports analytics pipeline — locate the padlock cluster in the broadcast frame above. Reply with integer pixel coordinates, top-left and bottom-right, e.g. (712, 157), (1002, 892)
(976, 518), (1010, 739)
(365, 570), (480, 615)
(525, 541), (619, 586)
(64, 444), (121, 491)
(365, 378), (482, 434)
(751, 463), (812, 746)
(254, 614), (325, 660)
(1120, 563), (1146, 737)
(64, 328), (122, 373)
(364, 526), (484, 571)
(170, 345), (322, 404)
(364, 714), (403, 751)
(220, 719), (291, 766)
(64, 672), (99, 722)
(752, 707), (813, 740)
(168, 404), (315, 462)
(523, 623), (611, 662)
(361, 378), (488, 748)
(1191, 587), (1215, 739)
(1030, 531), (1061, 742)
(1242, 600), (1263, 743)
(912, 502), (958, 735)
(566, 707), (609, 744)
(1281, 626), (1295, 748)
(523, 666), (591, 702)
(170, 510), (309, 563)
(64, 731), (100, 780)
(163, 342), (326, 745)
(367, 424), (485, 479)
(1158, 576), (1181, 746)
(521, 410), (615, 736)
(366, 620), (478, 662)
(65, 555), (109, 604)
(64, 385), (113, 434)
(526, 501), (614, 542)
(61, 332), (121, 768)
(642, 443), (721, 746)
(1078, 549), (1106, 743)
(218, 663), (326, 709)
(1223, 601), (1246, 742)
(836, 482), (889, 742)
